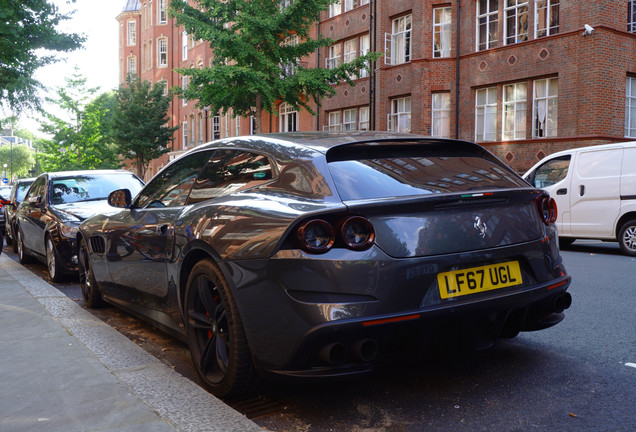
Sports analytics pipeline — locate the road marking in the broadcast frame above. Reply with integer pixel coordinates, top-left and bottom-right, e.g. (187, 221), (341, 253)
(626, 363), (636, 369)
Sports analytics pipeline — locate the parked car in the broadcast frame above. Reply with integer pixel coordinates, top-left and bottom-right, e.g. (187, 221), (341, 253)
(78, 132), (572, 398)
(15, 170), (144, 281)
(3, 178), (35, 251)
(523, 141), (636, 255)
(0, 186), (10, 236)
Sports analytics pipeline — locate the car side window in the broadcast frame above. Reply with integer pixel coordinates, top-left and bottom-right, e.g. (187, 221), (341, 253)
(24, 177), (45, 203)
(532, 156), (571, 188)
(134, 150), (214, 209)
(187, 150), (273, 204)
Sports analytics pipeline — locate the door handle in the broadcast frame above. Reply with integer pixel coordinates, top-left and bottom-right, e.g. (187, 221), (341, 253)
(556, 188), (567, 195)
(156, 224), (169, 235)
(579, 185), (585, 196)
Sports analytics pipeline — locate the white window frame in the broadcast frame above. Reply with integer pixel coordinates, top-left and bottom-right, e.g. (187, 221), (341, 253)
(182, 31), (188, 60)
(127, 56), (137, 77)
(629, 0), (636, 33)
(360, 0), (369, 5)
(503, 82), (527, 140)
(475, 87), (498, 142)
(329, 0), (342, 17)
(535, 0), (560, 37)
(432, 93), (450, 138)
(127, 20), (136, 46)
(476, 0), (498, 51)
(182, 76), (188, 106)
(385, 15), (412, 65)
(326, 43), (342, 69)
(280, 103), (297, 132)
(235, 117), (240, 136)
(158, 0), (167, 24)
(190, 115), (196, 146)
(388, 96), (411, 133)
(359, 106), (370, 131)
(433, 7), (452, 58)
(344, 39), (357, 64)
(213, 115), (221, 140)
(627, 77), (636, 137)
(158, 38), (168, 67)
(182, 121), (188, 149)
(532, 78), (558, 138)
(327, 111), (341, 131)
(359, 34), (370, 78)
(504, 0), (529, 45)
(343, 109), (357, 131)
(344, 0), (356, 12)
(198, 113), (204, 145)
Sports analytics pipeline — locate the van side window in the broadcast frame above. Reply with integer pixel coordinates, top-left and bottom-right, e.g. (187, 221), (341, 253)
(532, 156), (571, 188)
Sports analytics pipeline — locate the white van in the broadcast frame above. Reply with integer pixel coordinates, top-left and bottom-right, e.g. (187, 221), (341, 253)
(523, 141), (636, 256)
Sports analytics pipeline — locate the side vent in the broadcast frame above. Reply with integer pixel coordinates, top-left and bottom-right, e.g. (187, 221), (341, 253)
(89, 236), (106, 254)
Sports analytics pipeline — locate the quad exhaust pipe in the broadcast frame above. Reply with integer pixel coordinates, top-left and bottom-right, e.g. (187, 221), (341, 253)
(320, 339), (379, 366)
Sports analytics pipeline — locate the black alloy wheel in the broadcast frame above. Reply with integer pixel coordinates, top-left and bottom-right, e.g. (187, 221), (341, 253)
(78, 238), (106, 308)
(16, 229), (31, 264)
(618, 219), (636, 257)
(45, 235), (62, 282)
(184, 259), (256, 398)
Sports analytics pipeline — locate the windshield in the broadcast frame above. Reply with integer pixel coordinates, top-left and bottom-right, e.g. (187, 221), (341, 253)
(328, 151), (527, 201)
(50, 173), (144, 205)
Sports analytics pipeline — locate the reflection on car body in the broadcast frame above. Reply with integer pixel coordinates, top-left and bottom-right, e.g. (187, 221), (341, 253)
(77, 132), (572, 398)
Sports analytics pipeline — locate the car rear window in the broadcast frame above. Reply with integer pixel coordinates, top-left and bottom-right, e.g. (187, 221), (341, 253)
(326, 142), (527, 201)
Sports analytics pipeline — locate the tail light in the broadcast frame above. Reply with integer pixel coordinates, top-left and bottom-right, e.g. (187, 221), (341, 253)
(295, 215), (375, 254)
(537, 196), (557, 225)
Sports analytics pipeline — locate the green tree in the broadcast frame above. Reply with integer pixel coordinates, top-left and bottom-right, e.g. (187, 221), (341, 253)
(111, 77), (178, 178)
(0, 0), (84, 114)
(0, 144), (36, 181)
(170, 0), (379, 133)
(38, 69), (121, 171)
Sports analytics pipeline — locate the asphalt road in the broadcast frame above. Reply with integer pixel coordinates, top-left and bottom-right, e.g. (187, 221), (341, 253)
(3, 239), (635, 431)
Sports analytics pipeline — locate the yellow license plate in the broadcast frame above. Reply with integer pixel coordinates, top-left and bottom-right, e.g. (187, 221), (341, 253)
(437, 261), (523, 299)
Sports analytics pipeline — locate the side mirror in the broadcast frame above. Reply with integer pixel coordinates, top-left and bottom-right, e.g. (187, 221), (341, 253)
(108, 189), (132, 208)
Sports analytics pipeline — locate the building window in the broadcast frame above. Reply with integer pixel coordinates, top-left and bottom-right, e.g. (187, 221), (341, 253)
(158, 80), (168, 96)
(344, 39), (357, 65)
(477, 0), (498, 51)
(385, 15), (412, 65)
(343, 109), (357, 131)
(504, 0), (528, 45)
(327, 111), (341, 131)
(127, 56), (137, 78)
(158, 38), (168, 67)
(182, 31), (188, 60)
(629, 1), (636, 33)
(475, 87), (498, 142)
(433, 7), (452, 58)
(329, 0), (341, 17)
(280, 34), (299, 77)
(503, 83), (527, 140)
(533, 78), (558, 138)
(190, 115), (196, 146)
(182, 76), (188, 105)
(326, 43), (342, 69)
(280, 0), (293, 10)
(388, 96), (411, 133)
(359, 106), (370, 131)
(432, 93), (450, 138)
(198, 114), (205, 144)
(182, 121), (188, 149)
(127, 20), (136, 46)
(213, 115), (221, 140)
(359, 34), (370, 78)
(536, 0), (559, 37)
(280, 103), (297, 132)
(159, 0), (167, 24)
(626, 77), (636, 137)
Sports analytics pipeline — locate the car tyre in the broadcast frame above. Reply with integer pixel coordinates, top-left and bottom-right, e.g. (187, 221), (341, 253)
(16, 228), (31, 264)
(558, 237), (575, 249)
(618, 219), (636, 257)
(79, 238), (106, 308)
(184, 259), (256, 398)
(46, 235), (63, 282)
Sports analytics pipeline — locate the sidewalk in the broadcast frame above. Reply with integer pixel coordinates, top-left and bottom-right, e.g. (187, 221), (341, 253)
(0, 254), (264, 432)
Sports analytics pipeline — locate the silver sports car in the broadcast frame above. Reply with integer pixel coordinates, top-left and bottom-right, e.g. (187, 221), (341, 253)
(77, 132), (572, 397)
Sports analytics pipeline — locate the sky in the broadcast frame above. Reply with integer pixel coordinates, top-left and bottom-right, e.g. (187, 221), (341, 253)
(19, 0), (125, 133)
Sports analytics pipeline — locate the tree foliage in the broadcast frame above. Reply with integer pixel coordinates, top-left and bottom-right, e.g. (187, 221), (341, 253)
(0, 0), (84, 114)
(38, 69), (121, 171)
(0, 144), (36, 181)
(170, 0), (379, 133)
(111, 77), (178, 178)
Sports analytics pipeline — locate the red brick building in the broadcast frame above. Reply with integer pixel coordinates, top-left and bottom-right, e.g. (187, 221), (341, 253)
(118, 0), (636, 179)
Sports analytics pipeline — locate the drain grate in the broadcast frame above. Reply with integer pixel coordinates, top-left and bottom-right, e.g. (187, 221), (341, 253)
(226, 394), (288, 419)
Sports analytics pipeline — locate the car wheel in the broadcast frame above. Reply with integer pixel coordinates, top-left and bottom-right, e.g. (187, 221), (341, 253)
(79, 238), (106, 308)
(618, 219), (636, 256)
(16, 229), (31, 264)
(46, 235), (63, 282)
(184, 259), (256, 398)
(558, 237), (575, 249)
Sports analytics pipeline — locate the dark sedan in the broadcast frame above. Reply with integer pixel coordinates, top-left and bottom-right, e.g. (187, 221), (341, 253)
(0, 185), (12, 235)
(78, 132), (572, 398)
(3, 178), (35, 252)
(16, 170), (144, 281)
